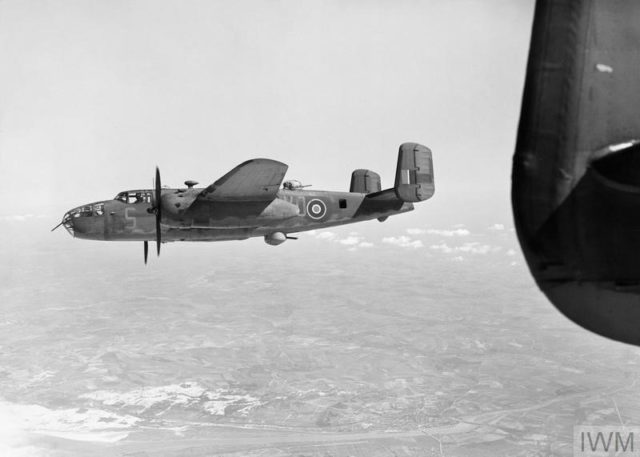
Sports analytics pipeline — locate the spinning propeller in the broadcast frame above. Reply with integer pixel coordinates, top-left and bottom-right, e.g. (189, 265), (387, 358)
(144, 166), (163, 264)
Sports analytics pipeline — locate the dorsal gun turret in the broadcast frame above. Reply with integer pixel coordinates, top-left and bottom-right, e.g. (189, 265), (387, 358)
(282, 180), (310, 190)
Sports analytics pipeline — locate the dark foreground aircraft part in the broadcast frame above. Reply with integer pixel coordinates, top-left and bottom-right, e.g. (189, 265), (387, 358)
(512, 0), (640, 345)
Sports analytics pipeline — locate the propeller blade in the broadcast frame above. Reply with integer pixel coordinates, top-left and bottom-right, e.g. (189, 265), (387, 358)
(51, 221), (64, 232)
(155, 166), (162, 256)
(156, 218), (161, 256)
(144, 241), (149, 265)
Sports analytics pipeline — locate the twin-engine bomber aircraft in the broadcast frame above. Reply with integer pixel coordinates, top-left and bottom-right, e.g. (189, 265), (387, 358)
(52, 143), (435, 263)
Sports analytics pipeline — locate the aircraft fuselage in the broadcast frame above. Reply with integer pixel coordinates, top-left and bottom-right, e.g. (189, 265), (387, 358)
(64, 188), (413, 243)
(56, 143), (434, 255)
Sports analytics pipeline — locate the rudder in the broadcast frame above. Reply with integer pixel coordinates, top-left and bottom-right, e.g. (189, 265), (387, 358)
(394, 143), (435, 202)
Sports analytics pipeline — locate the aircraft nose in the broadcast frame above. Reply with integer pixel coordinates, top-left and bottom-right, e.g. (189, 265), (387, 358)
(56, 206), (89, 237)
(55, 203), (107, 240)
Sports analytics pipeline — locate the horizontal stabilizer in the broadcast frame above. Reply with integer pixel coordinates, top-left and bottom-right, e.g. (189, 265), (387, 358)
(394, 143), (435, 202)
(364, 188), (399, 201)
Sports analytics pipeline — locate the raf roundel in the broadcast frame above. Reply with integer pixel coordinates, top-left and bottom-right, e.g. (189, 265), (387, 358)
(306, 198), (327, 220)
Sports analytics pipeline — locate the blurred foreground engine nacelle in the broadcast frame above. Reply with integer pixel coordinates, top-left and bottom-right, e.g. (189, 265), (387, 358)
(264, 232), (287, 246)
(350, 169), (381, 194)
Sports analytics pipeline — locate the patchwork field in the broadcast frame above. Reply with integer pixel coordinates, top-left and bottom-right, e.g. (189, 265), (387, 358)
(2, 218), (639, 456)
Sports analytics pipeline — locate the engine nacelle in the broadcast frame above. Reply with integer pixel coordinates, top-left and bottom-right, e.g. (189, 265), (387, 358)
(264, 232), (287, 246)
(350, 169), (381, 194)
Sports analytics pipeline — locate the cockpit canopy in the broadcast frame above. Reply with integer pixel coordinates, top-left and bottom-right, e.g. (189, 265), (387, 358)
(114, 190), (152, 204)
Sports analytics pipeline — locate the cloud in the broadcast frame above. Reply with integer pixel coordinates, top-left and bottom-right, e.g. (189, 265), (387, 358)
(315, 231), (336, 240)
(488, 223), (505, 231)
(338, 236), (361, 246)
(430, 243), (453, 253)
(306, 230), (374, 250)
(0, 214), (46, 222)
(382, 236), (423, 249)
(430, 242), (500, 255)
(457, 242), (499, 254)
(426, 228), (470, 237)
(506, 249), (516, 256)
(405, 227), (471, 237)
(336, 235), (376, 249)
(452, 256), (464, 262)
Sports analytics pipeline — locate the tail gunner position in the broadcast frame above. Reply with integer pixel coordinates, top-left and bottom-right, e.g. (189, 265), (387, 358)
(52, 143), (435, 263)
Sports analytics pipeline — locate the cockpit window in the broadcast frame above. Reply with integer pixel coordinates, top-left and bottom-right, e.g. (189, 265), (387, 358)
(114, 190), (152, 204)
(68, 203), (104, 218)
(77, 206), (92, 217)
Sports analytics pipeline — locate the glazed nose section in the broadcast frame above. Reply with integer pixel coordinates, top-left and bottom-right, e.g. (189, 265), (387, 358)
(62, 210), (75, 236)
(53, 203), (106, 239)
(51, 210), (75, 236)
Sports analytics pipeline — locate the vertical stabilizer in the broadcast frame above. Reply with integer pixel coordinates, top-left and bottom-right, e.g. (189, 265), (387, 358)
(394, 143), (435, 202)
(350, 169), (382, 194)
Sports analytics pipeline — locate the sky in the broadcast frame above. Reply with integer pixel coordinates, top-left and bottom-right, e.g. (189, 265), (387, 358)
(0, 0), (535, 228)
(7, 4), (640, 454)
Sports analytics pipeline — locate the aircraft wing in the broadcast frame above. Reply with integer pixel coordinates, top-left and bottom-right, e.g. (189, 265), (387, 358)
(512, 0), (640, 345)
(198, 159), (288, 201)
